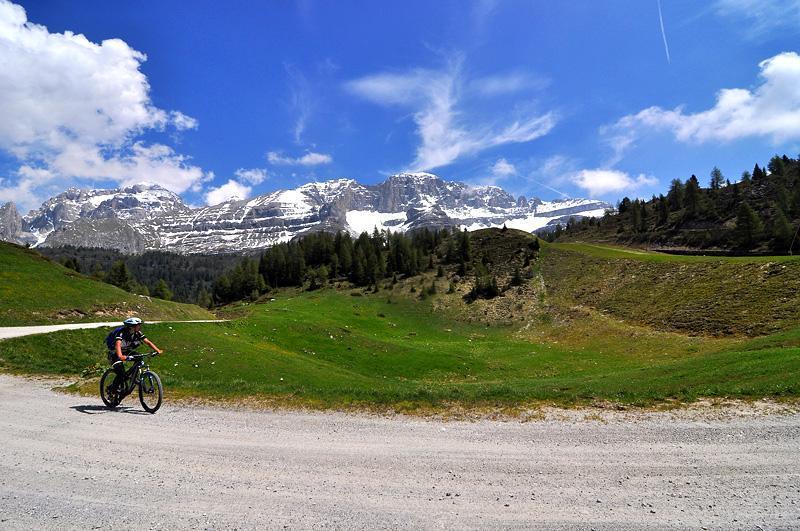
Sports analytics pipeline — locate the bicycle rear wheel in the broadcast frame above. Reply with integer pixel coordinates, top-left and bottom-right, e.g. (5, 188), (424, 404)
(100, 368), (122, 408)
(139, 370), (163, 413)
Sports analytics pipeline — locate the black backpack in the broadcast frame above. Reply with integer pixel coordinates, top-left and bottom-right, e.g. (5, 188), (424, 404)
(105, 326), (125, 350)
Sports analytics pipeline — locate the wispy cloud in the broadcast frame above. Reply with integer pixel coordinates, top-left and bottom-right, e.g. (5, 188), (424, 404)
(267, 150), (332, 166)
(605, 52), (800, 161)
(714, 0), (800, 39)
(284, 63), (313, 144)
(469, 72), (547, 96)
(344, 55), (556, 172)
(234, 167), (267, 185)
(491, 158), (516, 178)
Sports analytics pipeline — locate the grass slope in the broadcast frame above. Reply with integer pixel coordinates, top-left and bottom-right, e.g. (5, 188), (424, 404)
(1, 290), (798, 410)
(0, 242), (214, 325)
(541, 242), (800, 336)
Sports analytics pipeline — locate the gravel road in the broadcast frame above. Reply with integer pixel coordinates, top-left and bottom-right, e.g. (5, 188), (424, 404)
(1, 374), (798, 530)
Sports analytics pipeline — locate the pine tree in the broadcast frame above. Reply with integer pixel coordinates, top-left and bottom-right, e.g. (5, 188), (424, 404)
(91, 262), (106, 280)
(195, 287), (212, 308)
(657, 195), (669, 225)
(709, 166), (724, 190)
(771, 208), (794, 253)
(667, 179), (684, 211)
(733, 202), (763, 249)
(106, 260), (134, 292)
(752, 163), (766, 181)
(457, 229), (471, 262)
(152, 278), (173, 300)
(792, 186), (800, 217)
(638, 201), (648, 232)
(768, 155), (786, 177)
(684, 175), (701, 218)
(630, 201), (642, 231)
(740, 170), (752, 186)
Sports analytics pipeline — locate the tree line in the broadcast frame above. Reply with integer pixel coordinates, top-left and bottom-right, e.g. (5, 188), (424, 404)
(547, 154), (800, 253)
(212, 227), (472, 304)
(40, 227), (473, 307)
(38, 246), (241, 305)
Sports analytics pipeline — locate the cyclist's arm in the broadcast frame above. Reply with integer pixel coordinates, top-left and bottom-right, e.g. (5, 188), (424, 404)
(143, 338), (163, 355)
(115, 339), (127, 361)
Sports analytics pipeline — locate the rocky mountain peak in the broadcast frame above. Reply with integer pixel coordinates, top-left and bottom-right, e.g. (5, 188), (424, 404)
(0, 173), (611, 254)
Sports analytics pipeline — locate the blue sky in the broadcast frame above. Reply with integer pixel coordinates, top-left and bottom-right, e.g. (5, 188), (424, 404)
(1, 0), (800, 211)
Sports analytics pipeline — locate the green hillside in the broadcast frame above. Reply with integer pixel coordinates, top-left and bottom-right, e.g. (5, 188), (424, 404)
(0, 242), (214, 325)
(2, 231), (799, 411)
(1, 290), (798, 410)
(541, 243), (800, 336)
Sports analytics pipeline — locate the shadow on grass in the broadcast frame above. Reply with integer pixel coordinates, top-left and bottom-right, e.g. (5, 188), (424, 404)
(70, 404), (151, 415)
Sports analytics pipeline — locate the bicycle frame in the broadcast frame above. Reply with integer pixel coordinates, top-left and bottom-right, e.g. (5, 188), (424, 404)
(117, 352), (155, 396)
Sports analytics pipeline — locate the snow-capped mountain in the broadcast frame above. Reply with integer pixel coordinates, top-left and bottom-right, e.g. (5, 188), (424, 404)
(0, 173), (611, 254)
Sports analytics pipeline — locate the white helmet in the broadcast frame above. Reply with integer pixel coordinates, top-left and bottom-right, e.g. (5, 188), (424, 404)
(123, 317), (143, 326)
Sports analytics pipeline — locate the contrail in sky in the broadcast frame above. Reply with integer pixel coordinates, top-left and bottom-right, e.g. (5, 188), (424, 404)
(657, 0), (671, 64)
(527, 177), (569, 199)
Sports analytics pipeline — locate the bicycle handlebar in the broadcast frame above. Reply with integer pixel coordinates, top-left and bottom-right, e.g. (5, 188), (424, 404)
(126, 351), (159, 360)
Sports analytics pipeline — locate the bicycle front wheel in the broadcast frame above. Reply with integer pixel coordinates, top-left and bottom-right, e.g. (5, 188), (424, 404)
(100, 368), (122, 409)
(139, 370), (163, 413)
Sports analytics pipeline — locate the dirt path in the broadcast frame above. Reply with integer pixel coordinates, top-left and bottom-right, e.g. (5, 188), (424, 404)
(0, 320), (225, 340)
(1, 375), (798, 529)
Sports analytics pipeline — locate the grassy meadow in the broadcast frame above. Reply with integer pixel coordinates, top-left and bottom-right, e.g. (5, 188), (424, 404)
(1, 234), (799, 412)
(1, 289), (798, 410)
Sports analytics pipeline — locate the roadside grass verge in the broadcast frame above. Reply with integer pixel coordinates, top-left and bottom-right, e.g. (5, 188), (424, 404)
(0, 241), (213, 325)
(1, 290), (798, 411)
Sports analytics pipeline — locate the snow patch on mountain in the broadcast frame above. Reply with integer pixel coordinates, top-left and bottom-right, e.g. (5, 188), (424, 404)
(0, 174), (611, 254)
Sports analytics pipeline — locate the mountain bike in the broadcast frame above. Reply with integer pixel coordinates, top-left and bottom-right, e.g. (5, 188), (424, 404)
(100, 352), (163, 413)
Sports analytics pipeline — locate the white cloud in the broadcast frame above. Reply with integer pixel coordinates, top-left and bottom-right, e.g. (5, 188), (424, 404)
(491, 158), (516, 178)
(0, 0), (207, 210)
(51, 142), (208, 192)
(345, 57), (556, 172)
(572, 169), (657, 197)
(204, 179), (252, 206)
(608, 52), (800, 157)
(267, 151), (332, 166)
(714, 0), (800, 38)
(234, 168), (267, 185)
(0, 1), (194, 153)
(170, 111), (199, 131)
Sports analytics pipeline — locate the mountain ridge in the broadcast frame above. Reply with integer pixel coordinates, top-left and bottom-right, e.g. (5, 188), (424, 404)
(1, 173), (610, 254)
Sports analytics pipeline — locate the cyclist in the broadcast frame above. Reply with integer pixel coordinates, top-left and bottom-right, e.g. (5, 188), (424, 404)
(105, 317), (163, 391)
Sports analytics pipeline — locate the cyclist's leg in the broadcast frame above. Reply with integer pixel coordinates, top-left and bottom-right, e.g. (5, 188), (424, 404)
(125, 351), (140, 377)
(108, 351), (126, 391)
